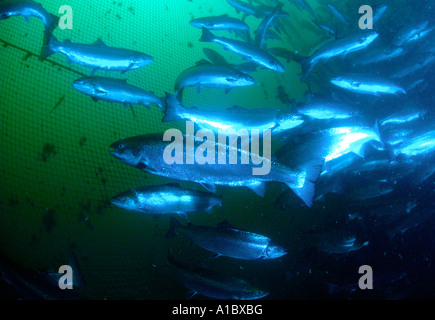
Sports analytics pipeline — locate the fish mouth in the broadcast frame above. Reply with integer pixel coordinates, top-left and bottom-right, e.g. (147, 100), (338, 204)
(109, 149), (121, 160)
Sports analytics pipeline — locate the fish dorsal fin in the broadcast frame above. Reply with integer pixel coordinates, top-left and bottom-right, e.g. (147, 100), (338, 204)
(218, 220), (236, 229)
(200, 183), (216, 193)
(165, 182), (181, 188)
(227, 105), (248, 113)
(93, 38), (107, 47)
(195, 59), (212, 66)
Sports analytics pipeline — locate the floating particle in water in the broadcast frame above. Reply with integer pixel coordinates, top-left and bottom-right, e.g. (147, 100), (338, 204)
(52, 95), (65, 113)
(187, 42), (194, 48)
(40, 143), (57, 162)
(22, 52), (32, 61)
(42, 209), (56, 233)
(79, 136), (87, 147)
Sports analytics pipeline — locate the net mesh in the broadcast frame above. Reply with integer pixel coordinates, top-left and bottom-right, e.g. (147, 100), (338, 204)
(0, 0), (312, 299)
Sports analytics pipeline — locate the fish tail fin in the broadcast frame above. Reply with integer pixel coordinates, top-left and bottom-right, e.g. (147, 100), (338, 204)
(373, 120), (386, 149)
(166, 217), (182, 239)
(155, 96), (166, 112)
(200, 27), (215, 43)
(175, 88), (184, 102)
(47, 13), (60, 34)
(298, 57), (315, 79)
(41, 33), (56, 60)
(287, 158), (325, 208)
(163, 93), (183, 122)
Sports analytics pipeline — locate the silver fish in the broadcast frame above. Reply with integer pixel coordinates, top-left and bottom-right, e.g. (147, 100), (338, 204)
(330, 75), (406, 96)
(200, 27), (285, 72)
(72, 76), (163, 110)
(41, 36), (153, 74)
(305, 32), (379, 72)
(168, 255), (269, 300)
(0, 0), (58, 33)
(174, 62), (255, 100)
(190, 14), (250, 40)
(167, 218), (287, 260)
(327, 3), (350, 26)
(111, 184), (222, 217)
(109, 133), (324, 207)
(163, 93), (302, 134)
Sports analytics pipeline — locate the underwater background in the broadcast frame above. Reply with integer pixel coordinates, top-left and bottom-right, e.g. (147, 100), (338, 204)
(0, 0), (434, 299)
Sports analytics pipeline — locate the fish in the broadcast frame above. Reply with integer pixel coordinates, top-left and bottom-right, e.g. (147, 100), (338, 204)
(312, 20), (337, 37)
(0, 250), (84, 300)
(393, 21), (432, 46)
(174, 61), (255, 100)
(0, 0), (59, 33)
(200, 27), (285, 73)
(289, 0), (317, 22)
(190, 15), (250, 41)
(163, 93), (302, 134)
(167, 218), (287, 260)
(168, 255), (269, 300)
(109, 132), (324, 207)
(111, 183), (222, 217)
(306, 228), (369, 254)
(303, 32), (379, 73)
(380, 108), (427, 126)
(352, 46), (405, 66)
(226, 0), (275, 19)
(202, 48), (259, 74)
(394, 130), (435, 157)
(267, 47), (300, 63)
(41, 36), (153, 74)
(391, 54), (435, 79)
(203, 48), (231, 66)
(330, 75), (406, 96)
(327, 3), (350, 26)
(276, 122), (383, 164)
(254, 4), (288, 49)
(373, 4), (388, 24)
(72, 76), (164, 110)
(297, 102), (355, 120)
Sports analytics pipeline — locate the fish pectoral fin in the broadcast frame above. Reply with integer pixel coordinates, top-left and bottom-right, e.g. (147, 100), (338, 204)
(91, 97), (99, 103)
(352, 145), (366, 158)
(93, 38), (107, 47)
(247, 181), (267, 197)
(176, 212), (188, 220)
(187, 291), (198, 300)
(121, 63), (135, 75)
(200, 183), (216, 194)
(217, 220), (236, 229)
(209, 253), (222, 259)
(224, 88), (231, 94)
(204, 206), (214, 215)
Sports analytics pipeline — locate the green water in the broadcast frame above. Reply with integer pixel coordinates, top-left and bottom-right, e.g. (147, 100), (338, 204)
(0, 0), (349, 299)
